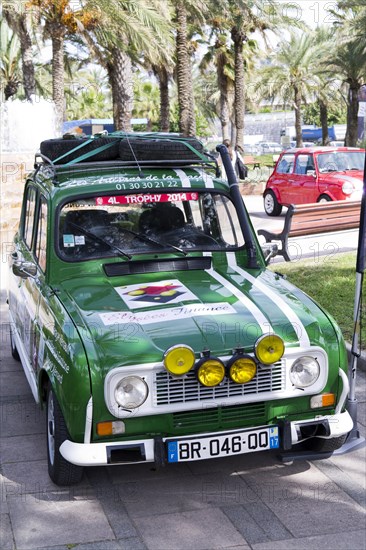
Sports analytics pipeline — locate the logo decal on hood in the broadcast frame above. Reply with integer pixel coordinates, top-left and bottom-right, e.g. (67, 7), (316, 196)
(100, 302), (236, 326)
(115, 279), (198, 310)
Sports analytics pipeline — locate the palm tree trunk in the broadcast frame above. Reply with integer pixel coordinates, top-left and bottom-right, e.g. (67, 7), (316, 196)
(4, 10), (35, 101)
(294, 84), (303, 147)
(108, 47), (133, 132)
(231, 27), (246, 149)
(153, 64), (170, 132)
(345, 83), (359, 146)
(175, 1), (196, 136)
(51, 31), (66, 131)
(319, 99), (329, 145)
(217, 58), (230, 141)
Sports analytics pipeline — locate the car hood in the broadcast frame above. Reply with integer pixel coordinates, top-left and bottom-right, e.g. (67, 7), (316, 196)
(58, 263), (338, 374)
(318, 170), (364, 188)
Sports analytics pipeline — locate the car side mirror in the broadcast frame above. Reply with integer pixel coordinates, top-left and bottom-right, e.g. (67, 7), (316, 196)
(12, 260), (38, 279)
(306, 169), (316, 177)
(262, 244), (278, 265)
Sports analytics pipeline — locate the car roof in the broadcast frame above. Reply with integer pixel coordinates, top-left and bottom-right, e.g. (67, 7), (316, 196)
(283, 146), (365, 154)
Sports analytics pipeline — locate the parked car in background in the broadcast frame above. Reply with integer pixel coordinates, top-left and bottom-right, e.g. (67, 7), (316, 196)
(329, 141), (345, 148)
(256, 142), (283, 154)
(264, 146), (365, 216)
(243, 143), (259, 155)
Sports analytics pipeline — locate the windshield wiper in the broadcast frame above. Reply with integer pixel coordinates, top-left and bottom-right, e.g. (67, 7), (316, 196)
(66, 221), (132, 260)
(119, 226), (187, 256)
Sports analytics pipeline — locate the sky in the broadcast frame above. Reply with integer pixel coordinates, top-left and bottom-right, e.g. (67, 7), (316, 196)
(275, 0), (339, 28)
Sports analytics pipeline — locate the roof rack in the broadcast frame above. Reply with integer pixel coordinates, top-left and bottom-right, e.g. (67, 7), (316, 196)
(37, 132), (216, 168)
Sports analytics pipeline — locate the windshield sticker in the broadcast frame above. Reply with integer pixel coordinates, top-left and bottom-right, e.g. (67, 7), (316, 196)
(95, 192), (198, 206)
(74, 235), (85, 245)
(63, 234), (75, 248)
(115, 280), (198, 310)
(100, 302), (236, 326)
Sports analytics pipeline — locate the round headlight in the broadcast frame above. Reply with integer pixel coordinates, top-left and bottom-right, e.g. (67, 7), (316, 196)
(196, 358), (225, 387)
(115, 376), (148, 409)
(342, 181), (354, 195)
(255, 334), (285, 365)
(290, 356), (320, 388)
(163, 345), (196, 376)
(228, 355), (257, 384)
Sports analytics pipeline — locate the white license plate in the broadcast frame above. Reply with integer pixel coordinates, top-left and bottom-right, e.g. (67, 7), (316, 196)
(166, 426), (279, 463)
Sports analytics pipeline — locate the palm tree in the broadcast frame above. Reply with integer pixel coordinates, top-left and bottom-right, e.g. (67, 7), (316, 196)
(200, 33), (235, 141)
(85, 0), (172, 131)
(3, 6), (35, 101)
(28, 1), (99, 128)
(325, 40), (366, 146)
(257, 31), (320, 147)
(323, 3), (366, 145)
(173, 0), (209, 136)
(0, 18), (21, 100)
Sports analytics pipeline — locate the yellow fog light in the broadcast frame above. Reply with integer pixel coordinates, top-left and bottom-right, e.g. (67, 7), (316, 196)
(228, 355), (257, 384)
(255, 334), (285, 365)
(163, 345), (196, 376)
(196, 358), (225, 387)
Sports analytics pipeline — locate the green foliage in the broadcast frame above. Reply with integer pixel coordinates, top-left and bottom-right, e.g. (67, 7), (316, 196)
(303, 102), (347, 126)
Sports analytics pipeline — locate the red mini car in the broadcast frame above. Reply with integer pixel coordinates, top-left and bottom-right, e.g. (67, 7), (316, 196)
(263, 146), (365, 216)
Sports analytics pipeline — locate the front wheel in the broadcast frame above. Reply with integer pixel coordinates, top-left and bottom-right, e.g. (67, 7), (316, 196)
(10, 328), (20, 361)
(46, 382), (83, 486)
(264, 190), (282, 216)
(317, 194), (332, 203)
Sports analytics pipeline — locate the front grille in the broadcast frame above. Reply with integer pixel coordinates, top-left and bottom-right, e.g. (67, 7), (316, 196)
(154, 361), (285, 406)
(172, 402), (266, 430)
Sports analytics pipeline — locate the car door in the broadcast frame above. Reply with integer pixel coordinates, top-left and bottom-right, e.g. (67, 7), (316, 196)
(287, 153), (317, 204)
(9, 185), (48, 398)
(269, 153), (295, 204)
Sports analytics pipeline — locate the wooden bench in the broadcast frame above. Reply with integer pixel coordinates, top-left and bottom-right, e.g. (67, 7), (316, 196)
(244, 155), (261, 170)
(257, 200), (361, 261)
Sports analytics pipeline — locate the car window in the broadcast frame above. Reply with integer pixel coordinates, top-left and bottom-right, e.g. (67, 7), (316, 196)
(317, 151), (365, 172)
(294, 154), (315, 175)
(35, 196), (48, 272)
(276, 154), (295, 174)
(23, 185), (37, 249)
(58, 191), (245, 261)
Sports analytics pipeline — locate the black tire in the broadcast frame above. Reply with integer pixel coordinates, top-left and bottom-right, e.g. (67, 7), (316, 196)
(301, 434), (347, 453)
(264, 190), (283, 216)
(119, 137), (205, 163)
(46, 382), (83, 485)
(10, 328), (20, 361)
(317, 194), (332, 203)
(40, 137), (120, 164)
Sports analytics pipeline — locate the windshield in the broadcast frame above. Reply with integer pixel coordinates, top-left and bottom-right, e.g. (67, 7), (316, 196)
(58, 191), (245, 261)
(317, 151), (365, 172)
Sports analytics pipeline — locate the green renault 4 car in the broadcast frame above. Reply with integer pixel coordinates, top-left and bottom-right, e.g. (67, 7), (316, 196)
(8, 133), (353, 485)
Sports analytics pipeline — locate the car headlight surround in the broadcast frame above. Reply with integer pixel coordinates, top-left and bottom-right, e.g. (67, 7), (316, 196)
(290, 356), (320, 388)
(114, 375), (148, 409)
(163, 344), (196, 376)
(342, 181), (354, 195)
(196, 357), (225, 387)
(227, 354), (257, 384)
(255, 334), (285, 365)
